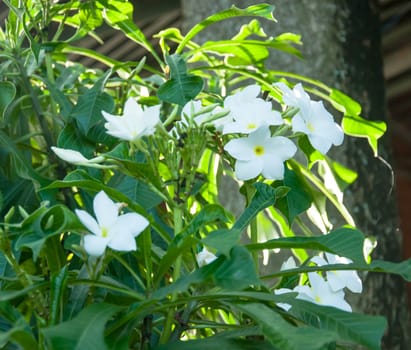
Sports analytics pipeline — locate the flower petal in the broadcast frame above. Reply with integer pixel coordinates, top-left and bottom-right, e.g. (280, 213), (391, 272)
(51, 147), (89, 164)
(93, 191), (118, 229)
(113, 213), (149, 237)
(83, 234), (109, 256)
(107, 231), (137, 252)
(224, 138), (255, 160)
(261, 157), (285, 180)
(75, 209), (101, 236)
(235, 158), (263, 180)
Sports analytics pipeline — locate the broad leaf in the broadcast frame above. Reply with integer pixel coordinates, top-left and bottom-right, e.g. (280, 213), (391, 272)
(237, 303), (337, 350)
(202, 228), (242, 256)
(42, 303), (122, 350)
(157, 54), (204, 106)
(290, 300), (386, 350)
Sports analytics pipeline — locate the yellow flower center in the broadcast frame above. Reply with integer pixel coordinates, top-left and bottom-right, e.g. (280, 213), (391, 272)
(247, 123), (257, 130)
(315, 295), (321, 303)
(307, 121), (315, 132)
(101, 227), (109, 238)
(254, 145), (265, 156)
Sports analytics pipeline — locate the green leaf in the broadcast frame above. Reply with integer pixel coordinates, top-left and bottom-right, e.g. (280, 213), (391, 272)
(214, 246), (260, 290)
(202, 228), (242, 257)
(100, 0), (158, 60)
(0, 318), (39, 350)
(237, 303), (337, 350)
(42, 303), (122, 350)
(176, 4), (276, 54)
(15, 205), (81, 261)
(0, 81), (16, 118)
(49, 266), (69, 326)
(330, 89), (386, 156)
(70, 73), (114, 135)
(154, 337), (277, 350)
(247, 226), (366, 264)
(276, 168), (312, 223)
(290, 300), (386, 350)
(157, 54), (204, 106)
(233, 182), (277, 232)
(342, 114), (386, 156)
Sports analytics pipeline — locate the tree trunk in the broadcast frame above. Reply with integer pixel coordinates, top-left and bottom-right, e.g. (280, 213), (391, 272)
(181, 0), (410, 348)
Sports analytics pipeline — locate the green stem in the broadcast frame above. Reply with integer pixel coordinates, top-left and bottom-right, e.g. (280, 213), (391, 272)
(159, 205), (184, 344)
(245, 183), (259, 270)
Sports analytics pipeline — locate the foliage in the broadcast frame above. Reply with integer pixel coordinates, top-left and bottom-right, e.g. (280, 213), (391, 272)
(0, 1), (407, 349)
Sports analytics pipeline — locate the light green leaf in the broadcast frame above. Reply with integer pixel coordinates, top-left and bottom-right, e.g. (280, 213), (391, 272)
(176, 4), (276, 54)
(330, 89), (386, 156)
(157, 54), (204, 106)
(290, 300), (386, 350)
(42, 303), (122, 350)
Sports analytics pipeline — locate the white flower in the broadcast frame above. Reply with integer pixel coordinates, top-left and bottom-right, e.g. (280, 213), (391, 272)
(51, 147), (104, 165)
(224, 127), (296, 180)
(275, 83), (344, 154)
(75, 191), (149, 256)
(280, 256), (297, 271)
(294, 272), (352, 312)
(196, 247), (217, 267)
(311, 253), (363, 293)
(102, 97), (160, 142)
(222, 85), (283, 134)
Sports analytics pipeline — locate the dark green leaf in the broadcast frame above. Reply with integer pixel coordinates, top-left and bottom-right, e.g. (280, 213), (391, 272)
(214, 246), (260, 290)
(237, 303), (337, 350)
(247, 227), (366, 264)
(290, 300), (386, 350)
(276, 168), (312, 223)
(233, 182), (277, 232)
(158, 54), (204, 106)
(42, 303), (122, 350)
(203, 229), (242, 257)
(0, 81), (16, 118)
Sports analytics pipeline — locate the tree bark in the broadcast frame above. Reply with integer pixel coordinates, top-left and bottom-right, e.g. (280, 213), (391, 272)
(181, 0), (410, 348)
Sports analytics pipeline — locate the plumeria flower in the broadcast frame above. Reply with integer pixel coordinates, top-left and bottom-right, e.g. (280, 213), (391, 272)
(311, 253), (363, 293)
(102, 97), (160, 142)
(222, 84), (283, 134)
(294, 272), (352, 312)
(275, 82), (344, 154)
(196, 247), (218, 267)
(75, 191), (149, 256)
(51, 146), (104, 166)
(224, 127), (297, 180)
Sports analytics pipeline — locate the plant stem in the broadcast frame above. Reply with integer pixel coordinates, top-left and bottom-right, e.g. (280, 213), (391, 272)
(245, 183), (259, 270)
(159, 205), (184, 344)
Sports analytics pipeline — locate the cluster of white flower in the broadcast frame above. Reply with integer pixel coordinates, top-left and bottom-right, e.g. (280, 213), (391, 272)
(51, 83), (344, 257)
(275, 254), (362, 312)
